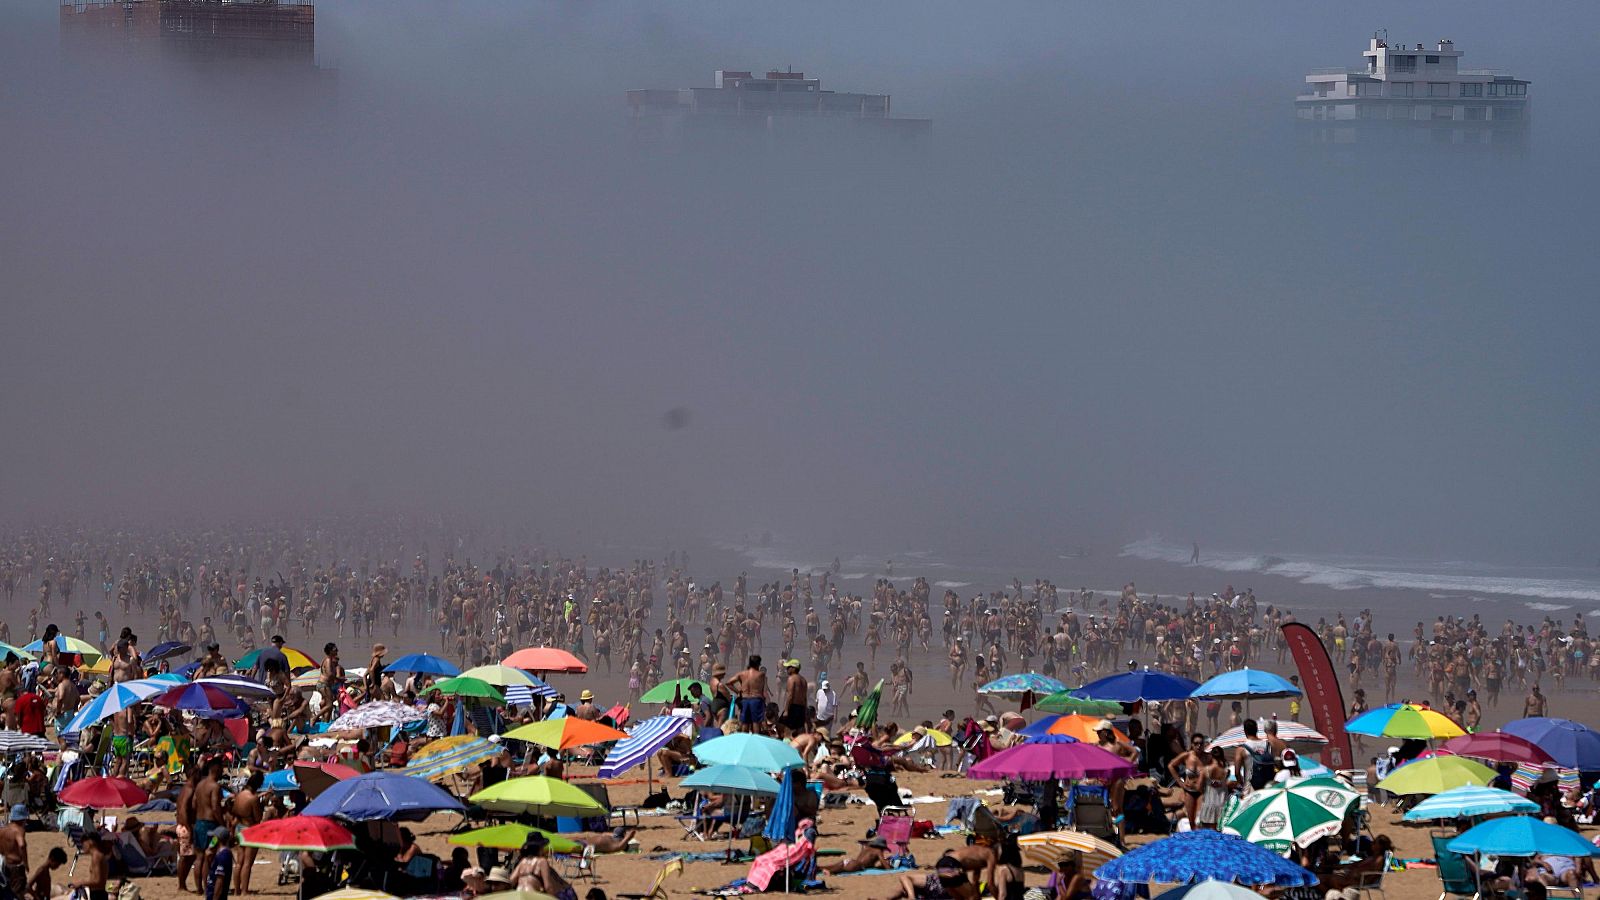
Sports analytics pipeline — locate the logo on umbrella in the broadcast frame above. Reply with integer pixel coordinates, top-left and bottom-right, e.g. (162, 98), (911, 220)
(1315, 790), (1346, 808)
(1259, 812), (1287, 836)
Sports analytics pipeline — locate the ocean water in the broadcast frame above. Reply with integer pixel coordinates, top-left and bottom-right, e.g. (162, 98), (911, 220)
(1120, 536), (1600, 610)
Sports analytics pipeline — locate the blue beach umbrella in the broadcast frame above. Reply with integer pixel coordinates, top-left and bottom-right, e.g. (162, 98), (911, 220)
(1074, 668), (1200, 703)
(60, 679), (168, 734)
(1190, 668), (1301, 700)
(1447, 816), (1599, 858)
(1094, 830), (1317, 886)
(1500, 718), (1600, 771)
(262, 769), (299, 793)
(301, 771), (465, 822)
(681, 764), (781, 797)
(980, 673), (1069, 696)
(694, 733), (805, 771)
(598, 716), (692, 780)
(763, 766), (803, 843)
(384, 653), (461, 677)
(146, 641), (193, 663)
(1403, 785), (1540, 821)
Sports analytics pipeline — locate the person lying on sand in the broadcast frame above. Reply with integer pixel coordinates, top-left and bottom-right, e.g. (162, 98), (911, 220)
(578, 828), (635, 855)
(822, 835), (892, 874)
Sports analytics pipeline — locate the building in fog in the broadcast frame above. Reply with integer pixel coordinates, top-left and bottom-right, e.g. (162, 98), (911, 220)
(61, 0), (318, 68)
(1296, 37), (1528, 145)
(627, 69), (930, 146)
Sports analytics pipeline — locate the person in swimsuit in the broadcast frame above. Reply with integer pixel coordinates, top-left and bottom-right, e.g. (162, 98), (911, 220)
(1197, 747), (1232, 829)
(1167, 733), (1208, 828)
(728, 655), (767, 734)
(510, 834), (575, 900)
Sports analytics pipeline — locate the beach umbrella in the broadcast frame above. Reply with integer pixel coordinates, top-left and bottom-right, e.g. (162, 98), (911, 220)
(1500, 718), (1600, 771)
(639, 678), (711, 704)
(855, 678), (885, 728)
(426, 676), (505, 704)
(1020, 714), (1129, 744)
(694, 733), (805, 771)
(384, 653), (460, 677)
(194, 675), (277, 701)
(969, 735), (1139, 781)
(329, 701), (426, 731)
(302, 770), (465, 821)
(894, 728), (954, 748)
(504, 677), (560, 706)
(980, 673), (1069, 695)
(1035, 692), (1123, 717)
(1220, 777), (1360, 850)
(0, 731), (54, 754)
(60, 679), (167, 734)
(598, 715), (692, 781)
(468, 775), (607, 817)
(145, 641), (192, 663)
(291, 670), (322, 691)
(1376, 755), (1495, 796)
(234, 646), (316, 672)
(24, 635), (102, 664)
(1073, 668), (1199, 703)
(60, 776), (148, 809)
(1190, 669), (1301, 716)
(145, 672), (189, 685)
(1209, 722), (1327, 751)
(1153, 880), (1270, 900)
(1436, 732), (1556, 768)
(1511, 763), (1580, 794)
(404, 736), (502, 782)
(681, 764), (782, 797)
(1093, 830), (1317, 887)
(310, 890), (400, 900)
(0, 644), (35, 663)
(294, 761), (365, 799)
(501, 647), (587, 673)
(241, 816), (356, 852)
(478, 892), (558, 900)
(150, 682), (251, 717)
(460, 664), (547, 688)
(1345, 703), (1464, 740)
(448, 824), (579, 854)
(1017, 830), (1122, 870)
(1447, 816), (1600, 859)
(1402, 785), (1540, 821)
(504, 717), (627, 750)
(262, 769), (298, 793)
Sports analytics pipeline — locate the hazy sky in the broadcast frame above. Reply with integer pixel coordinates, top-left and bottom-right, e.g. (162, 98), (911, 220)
(2, 1), (1596, 564)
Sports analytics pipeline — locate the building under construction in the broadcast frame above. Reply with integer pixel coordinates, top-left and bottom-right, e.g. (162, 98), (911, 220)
(60, 0), (317, 67)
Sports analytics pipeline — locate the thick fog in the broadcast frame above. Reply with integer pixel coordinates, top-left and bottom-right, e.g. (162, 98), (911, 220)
(2, 0), (1596, 564)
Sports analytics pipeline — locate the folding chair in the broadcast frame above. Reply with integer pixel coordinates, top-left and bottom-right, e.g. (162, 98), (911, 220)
(618, 856), (684, 900)
(559, 844), (597, 882)
(1069, 787), (1119, 847)
(876, 813), (914, 857)
(674, 799), (728, 842)
(1431, 834), (1481, 900)
(578, 781), (640, 828)
(1355, 866), (1388, 900)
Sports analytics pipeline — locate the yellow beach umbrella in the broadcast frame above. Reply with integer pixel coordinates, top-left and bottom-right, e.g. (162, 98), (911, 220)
(893, 728), (954, 747)
(478, 892), (558, 900)
(1018, 830), (1123, 870)
(449, 824), (580, 854)
(310, 890), (399, 900)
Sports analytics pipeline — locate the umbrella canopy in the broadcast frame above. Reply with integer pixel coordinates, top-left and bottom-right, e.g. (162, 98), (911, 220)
(1017, 830), (1122, 871)
(969, 735), (1139, 781)
(681, 764), (782, 797)
(501, 647), (587, 673)
(301, 771), (465, 821)
(311, 890), (399, 900)
(504, 677), (559, 705)
(1402, 785), (1540, 821)
(1447, 816), (1600, 858)
(478, 892), (559, 900)
(468, 775), (607, 816)
(294, 761), (365, 799)
(329, 701), (427, 731)
(459, 665), (546, 688)
(979, 673), (1069, 695)
(504, 717), (627, 750)
(1020, 714), (1129, 744)
(1073, 668), (1199, 703)
(894, 728), (954, 748)
(60, 679), (167, 734)
(1500, 718), (1600, 771)
(0, 731), (54, 754)
(234, 646), (316, 671)
(404, 736), (502, 782)
(0, 644), (35, 663)
(1376, 755), (1496, 796)
(60, 776), (148, 809)
(639, 678), (711, 704)
(694, 733), (805, 771)
(763, 767), (803, 845)
(1190, 668), (1302, 701)
(1209, 722), (1328, 751)
(448, 824), (579, 854)
(1094, 830), (1317, 886)
(193, 675), (276, 701)
(426, 676), (505, 704)
(150, 683), (251, 717)
(856, 678), (885, 728)
(598, 715), (693, 779)
(1153, 881), (1269, 900)
(24, 635), (102, 664)
(1436, 732), (1556, 768)
(384, 653), (460, 677)
(1220, 777), (1360, 850)
(1345, 703), (1464, 740)
(241, 816), (356, 852)
(145, 641), (193, 663)
(1035, 692), (1123, 716)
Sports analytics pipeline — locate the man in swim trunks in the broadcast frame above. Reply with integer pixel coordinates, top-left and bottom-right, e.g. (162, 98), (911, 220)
(780, 659), (808, 738)
(727, 655), (767, 734)
(193, 757), (226, 881)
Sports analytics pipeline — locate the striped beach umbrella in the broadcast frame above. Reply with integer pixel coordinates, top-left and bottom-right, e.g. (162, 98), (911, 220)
(0, 731), (53, 754)
(1220, 777), (1359, 850)
(1017, 830), (1122, 870)
(195, 675), (277, 701)
(329, 701), (426, 731)
(1209, 722), (1327, 751)
(404, 736), (502, 782)
(0, 644), (35, 663)
(24, 635), (102, 664)
(1346, 703), (1464, 740)
(597, 715), (692, 779)
(60, 679), (167, 734)
(1403, 785), (1540, 821)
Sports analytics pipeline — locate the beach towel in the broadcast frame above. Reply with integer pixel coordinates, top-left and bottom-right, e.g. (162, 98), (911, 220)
(743, 827), (816, 891)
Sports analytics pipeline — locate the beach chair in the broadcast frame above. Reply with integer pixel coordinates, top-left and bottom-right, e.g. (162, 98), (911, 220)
(876, 813), (914, 856)
(1070, 790), (1120, 847)
(578, 781), (640, 828)
(1432, 833), (1481, 900)
(617, 856), (684, 900)
(559, 844), (597, 882)
(114, 831), (176, 877)
(675, 798), (729, 842)
(1355, 864), (1388, 900)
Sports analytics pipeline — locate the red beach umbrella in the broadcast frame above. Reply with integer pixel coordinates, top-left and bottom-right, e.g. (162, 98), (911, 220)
(59, 776), (149, 809)
(241, 816), (356, 852)
(1438, 732), (1557, 768)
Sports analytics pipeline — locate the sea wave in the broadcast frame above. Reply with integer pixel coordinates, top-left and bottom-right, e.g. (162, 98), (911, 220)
(1120, 537), (1600, 605)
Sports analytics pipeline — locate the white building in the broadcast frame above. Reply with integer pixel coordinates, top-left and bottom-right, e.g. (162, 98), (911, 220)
(1296, 37), (1528, 144)
(627, 69), (930, 146)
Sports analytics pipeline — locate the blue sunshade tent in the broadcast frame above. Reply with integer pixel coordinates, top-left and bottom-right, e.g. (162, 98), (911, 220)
(1500, 718), (1600, 771)
(1446, 816), (1599, 858)
(1073, 668), (1199, 703)
(1094, 830), (1317, 886)
(1190, 668), (1301, 700)
(384, 653), (461, 677)
(1403, 785), (1540, 821)
(301, 771), (465, 822)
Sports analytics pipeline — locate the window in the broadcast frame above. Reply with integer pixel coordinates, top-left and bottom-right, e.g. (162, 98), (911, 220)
(1508, 83), (1527, 96)
(1391, 55), (1417, 72)
(1391, 82), (1413, 97)
(1346, 83), (1358, 97)
(1465, 106), (1487, 120)
(1433, 104), (1456, 119)
(1429, 82), (1450, 97)
(1496, 106), (1523, 121)
(1357, 82), (1382, 96)
(1460, 83), (1483, 97)
(1425, 55), (1440, 64)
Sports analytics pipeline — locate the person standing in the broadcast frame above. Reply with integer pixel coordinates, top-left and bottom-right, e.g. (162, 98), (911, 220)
(0, 805), (29, 896)
(780, 660), (808, 738)
(207, 831), (236, 900)
(727, 656), (767, 734)
(814, 677), (837, 731)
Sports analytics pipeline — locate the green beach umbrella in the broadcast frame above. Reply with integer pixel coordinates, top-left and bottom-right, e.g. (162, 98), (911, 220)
(1221, 777), (1360, 850)
(426, 676), (504, 704)
(1376, 755), (1496, 796)
(856, 678), (885, 728)
(448, 823), (579, 854)
(1035, 691), (1122, 717)
(639, 678), (711, 704)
